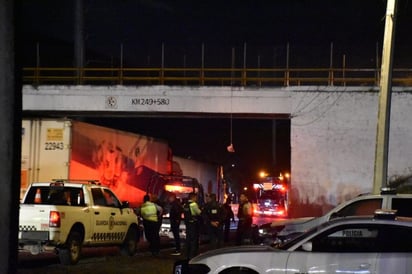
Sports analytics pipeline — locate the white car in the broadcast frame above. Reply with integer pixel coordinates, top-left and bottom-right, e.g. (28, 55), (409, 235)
(259, 190), (412, 244)
(174, 211), (412, 274)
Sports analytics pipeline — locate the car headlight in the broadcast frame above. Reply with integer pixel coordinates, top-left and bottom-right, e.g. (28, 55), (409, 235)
(258, 228), (266, 236)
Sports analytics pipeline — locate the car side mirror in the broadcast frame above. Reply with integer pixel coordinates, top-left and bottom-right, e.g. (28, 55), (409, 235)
(301, 242), (312, 252)
(330, 212), (340, 220)
(121, 201), (130, 208)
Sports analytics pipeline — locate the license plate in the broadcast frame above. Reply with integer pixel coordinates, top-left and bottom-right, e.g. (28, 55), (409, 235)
(173, 260), (189, 274)
(174, 264), (182, 274)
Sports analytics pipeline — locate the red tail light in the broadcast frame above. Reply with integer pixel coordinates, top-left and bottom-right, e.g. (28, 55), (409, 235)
(49, 211), (61, 227)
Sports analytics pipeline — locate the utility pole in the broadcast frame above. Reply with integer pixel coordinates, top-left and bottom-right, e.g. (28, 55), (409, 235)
(373, 0), (398, 194)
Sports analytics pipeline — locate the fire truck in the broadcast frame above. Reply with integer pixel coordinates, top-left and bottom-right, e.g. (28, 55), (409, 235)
(253, 175), (288, 217)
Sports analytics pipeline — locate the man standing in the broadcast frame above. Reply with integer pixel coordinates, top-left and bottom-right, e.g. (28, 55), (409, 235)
(140, 194), (162, 256)
(183, 192), (202, 260)
(222, 198), (235, 243)
(150, 194), (164, 238)
(236, 192), (253, 245)
(168, 193), (183, 255)
(203, 193), (224, 249)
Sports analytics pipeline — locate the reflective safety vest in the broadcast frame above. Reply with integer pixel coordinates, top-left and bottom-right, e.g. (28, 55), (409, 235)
(141, 201), (158, 222)
(184, 200), (201, 223)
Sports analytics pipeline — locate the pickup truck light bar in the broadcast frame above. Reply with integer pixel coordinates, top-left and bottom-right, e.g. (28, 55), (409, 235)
(51, 179), (100, 185)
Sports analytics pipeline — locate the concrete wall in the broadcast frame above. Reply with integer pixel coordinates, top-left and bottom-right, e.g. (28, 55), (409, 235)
(290, 87), (412, 217)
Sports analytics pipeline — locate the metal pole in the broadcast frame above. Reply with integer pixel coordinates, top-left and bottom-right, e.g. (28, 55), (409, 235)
(74, 0), (84, 84)
(257, 55), (261, 87)
(342, 54), (346, 87)
(285, 43), (290, 86)
(183, 54), (186, 79)
(231, 47), (235, 86)
(161, 43), (164, 84)
(120, 43), (123, 85)
(373, 0), (397, 194)
(201, 43), (204, 85)
(36, 42), (40, 67)
(329, 42), (334, 86)
(35, 42), (40, 85)
(242, 42), (247, 86)
(375, 42), (380, 85)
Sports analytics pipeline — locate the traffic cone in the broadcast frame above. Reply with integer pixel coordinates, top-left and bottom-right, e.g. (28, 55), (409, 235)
(34, 188), (42, 203)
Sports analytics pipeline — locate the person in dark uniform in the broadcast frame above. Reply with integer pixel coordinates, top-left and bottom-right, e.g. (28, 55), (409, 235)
(168, 193), (183, 255)
(203, 193), (224, 249)
(140, 194), (162, 256)
(236, 192), (253, 245)
(183, 192), (202, 260)
(222, 198), (235, 243)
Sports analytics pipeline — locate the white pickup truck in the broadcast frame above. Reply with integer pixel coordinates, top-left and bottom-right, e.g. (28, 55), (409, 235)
(18, 180), (141, 265)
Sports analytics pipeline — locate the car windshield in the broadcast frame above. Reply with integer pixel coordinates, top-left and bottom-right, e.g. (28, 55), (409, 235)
(278, 221), (331, 250)
(259, 190), (283, 200)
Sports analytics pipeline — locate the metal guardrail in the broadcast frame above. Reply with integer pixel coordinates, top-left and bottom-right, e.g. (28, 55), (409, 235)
(22, 67), (412, 87)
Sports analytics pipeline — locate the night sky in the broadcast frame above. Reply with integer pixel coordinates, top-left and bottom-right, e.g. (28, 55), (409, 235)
(18, 0), (412, 184)
(19, 0), (412, 67)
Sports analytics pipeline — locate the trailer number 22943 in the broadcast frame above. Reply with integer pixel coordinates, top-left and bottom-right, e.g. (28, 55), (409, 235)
(44, 142), (65, 150)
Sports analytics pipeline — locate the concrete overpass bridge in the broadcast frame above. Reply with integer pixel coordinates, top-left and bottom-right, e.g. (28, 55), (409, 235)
(22, 68), (412, 217)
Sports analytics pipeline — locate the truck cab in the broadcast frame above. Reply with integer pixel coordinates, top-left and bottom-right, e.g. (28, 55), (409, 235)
(253, 176), (288, 217)
(156, 175), (205, 239)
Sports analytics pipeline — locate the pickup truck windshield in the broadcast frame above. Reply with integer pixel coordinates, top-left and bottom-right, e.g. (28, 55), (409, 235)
(24, 186), (85, 206)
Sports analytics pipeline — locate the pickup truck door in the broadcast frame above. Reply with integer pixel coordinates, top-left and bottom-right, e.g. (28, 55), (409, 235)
(90, 188), (127, 244)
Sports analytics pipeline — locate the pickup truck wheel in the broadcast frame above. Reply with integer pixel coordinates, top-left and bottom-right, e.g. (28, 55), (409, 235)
(120, 227), (138, 256)
(58, 232), (82, 265)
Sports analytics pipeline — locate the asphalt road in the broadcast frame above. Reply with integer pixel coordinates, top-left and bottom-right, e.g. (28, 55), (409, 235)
(18, 246), (182, 274)
(17, 217), (282, 274)
(18, 238), (191, 274)
(17, 232), (239, 274)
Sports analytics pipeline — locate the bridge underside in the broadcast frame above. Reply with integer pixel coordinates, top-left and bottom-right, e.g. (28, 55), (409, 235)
(23, 110), (290, 120)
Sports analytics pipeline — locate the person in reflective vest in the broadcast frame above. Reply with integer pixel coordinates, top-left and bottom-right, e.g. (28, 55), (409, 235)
(183, 192), (202, 259)
(140, 194), (162, 256)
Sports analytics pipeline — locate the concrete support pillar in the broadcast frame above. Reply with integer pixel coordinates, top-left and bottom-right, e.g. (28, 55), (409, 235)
(0, 0), (21, 272)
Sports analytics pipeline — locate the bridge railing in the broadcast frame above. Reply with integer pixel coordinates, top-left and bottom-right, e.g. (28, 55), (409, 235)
(22, 67), (412, 87)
